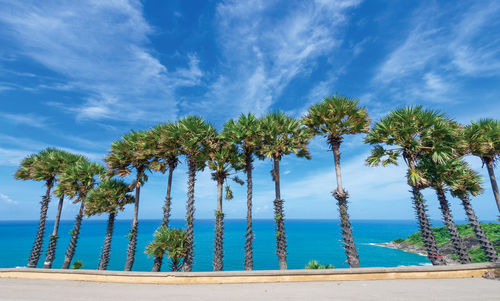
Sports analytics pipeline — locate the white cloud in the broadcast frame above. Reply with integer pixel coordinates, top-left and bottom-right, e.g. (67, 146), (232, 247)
(0, 193), (18, 205)
(370, 0), (500, 104)
(188, 0), (360, 119)
(0, 112), (49, 128)
(0, 147), (31, 166)
(0, 0), (202, 122)
(0, 134), (104, 166)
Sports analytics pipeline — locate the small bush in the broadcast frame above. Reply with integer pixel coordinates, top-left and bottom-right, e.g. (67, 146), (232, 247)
(72, 260), (83, 269)
(394, 238), (404, 243)
(305, 260), (333, 269)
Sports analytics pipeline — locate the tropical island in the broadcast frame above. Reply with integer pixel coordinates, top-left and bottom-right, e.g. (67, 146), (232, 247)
(376, 223), (500, 264)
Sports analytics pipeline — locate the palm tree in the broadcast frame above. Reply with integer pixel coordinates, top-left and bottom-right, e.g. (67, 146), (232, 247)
(465, 119), (500, 213)
(303, 95), (370, 268)
(416, 158), (471, 264)
(446, 160), (499, 262)
(15, 148), (67, 268)
(207, 133), (241, 271)
(85, 179), (135, 270)
(145, 227), (188, 272)
(259, 111), (312, 270)
(105, 130), (153, 271)
(177, 116), (216, 272)
(222, 113), (262, 270)
(57, 160), (105, 269)
(149, 122), (181, 228)
(43, 152), (84, 269)
(365, 106), (458, 266)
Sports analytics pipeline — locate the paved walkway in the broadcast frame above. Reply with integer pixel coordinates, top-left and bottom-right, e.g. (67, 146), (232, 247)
(0, 278), (498, 300)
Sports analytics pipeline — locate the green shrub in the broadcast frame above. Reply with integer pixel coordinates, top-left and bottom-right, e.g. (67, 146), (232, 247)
(72, 260), (83, 269)
(305, 260), (333, 269)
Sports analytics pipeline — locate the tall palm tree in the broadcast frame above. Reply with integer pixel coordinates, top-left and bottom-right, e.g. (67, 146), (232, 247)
(303, 95), (370, 268)
(57, 160), (105, 269)
(416, 158), (471, 264)
(446, 160), (499, 262)
(222, 113), (262, 270)
(149, 122), (181, 228)
(15, 148), (67, 268)
(207, 133), (241, 271)
(259, 111), (312, 270)
(85, 179), (135, 270)
(105, 130), (153, 271)
(43, 152), (84, 269)
(465, 119), (500, 213)
(177, 116), (216, 272)
(365, 106), (458, 266)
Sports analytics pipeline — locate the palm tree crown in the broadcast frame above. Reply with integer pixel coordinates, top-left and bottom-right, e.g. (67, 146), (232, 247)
(55, 160), (105, 200)
(303, 94), (370, 144)
(465, 118), (500, 213)
(149, 122), (181, 173)
(106, 130), (153, 185)
(85, 179), (135, 216)
(465, 119), (500, 163)
(260, 111), (311, 160)
(365, 106), (459, 181)
(177, 116), (217, 165)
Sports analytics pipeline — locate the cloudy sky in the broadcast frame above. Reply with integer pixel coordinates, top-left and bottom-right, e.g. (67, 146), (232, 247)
(0, 0), (499, 222)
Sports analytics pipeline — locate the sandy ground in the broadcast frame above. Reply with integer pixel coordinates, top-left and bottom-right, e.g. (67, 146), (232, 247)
(0, 278), (499, 301)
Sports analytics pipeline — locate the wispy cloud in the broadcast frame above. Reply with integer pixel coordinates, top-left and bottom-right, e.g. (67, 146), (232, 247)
(0, 112), (49, 128)
(0, 134), (104, 166)
(0, 193), (18, 205)
(370, 0), (500, 104)
(187, 0), (360, 119)
(0, 0), (202, 123)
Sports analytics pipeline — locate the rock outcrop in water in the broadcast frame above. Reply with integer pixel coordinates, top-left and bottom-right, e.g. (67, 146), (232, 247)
(374, 223), (499, 264)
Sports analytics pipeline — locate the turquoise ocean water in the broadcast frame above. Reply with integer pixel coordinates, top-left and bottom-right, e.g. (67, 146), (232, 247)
(1, 219), (438, 271)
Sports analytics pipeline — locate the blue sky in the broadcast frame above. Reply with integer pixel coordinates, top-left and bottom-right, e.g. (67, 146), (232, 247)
(0, 0), (499, 222)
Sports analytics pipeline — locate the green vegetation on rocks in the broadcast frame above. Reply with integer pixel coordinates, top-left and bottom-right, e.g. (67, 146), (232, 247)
(393, 223), (499, 263)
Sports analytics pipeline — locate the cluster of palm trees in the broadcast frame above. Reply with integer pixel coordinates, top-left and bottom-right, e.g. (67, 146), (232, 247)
(16, 95), (499, 272)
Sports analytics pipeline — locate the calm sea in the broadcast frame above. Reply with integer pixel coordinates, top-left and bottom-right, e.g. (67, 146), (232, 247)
(1, 219), (437, 272)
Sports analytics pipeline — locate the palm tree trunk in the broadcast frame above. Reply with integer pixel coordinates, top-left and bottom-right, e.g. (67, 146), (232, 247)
(182, 158), (196, 272)
(459, 195), (498, 262)
(61, 197), (85, 269)
(162, 165), (175, 228)
(272, 158), (287, 270)
(152, 256), (163, 272)
(124, 182), (141, 271)
(213, 177), (224, 271)
(98, 212), (115, 270)
(410, 185), (446, 265)
(43, 195), (64, 269)
(27, 179), (53, 268)
(484, 158), (500, 213)
(171, 257), (181, 271)
(331, 141), (360, 268)
(244, 151), (254, 271)
(435, 188), (471, 264)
